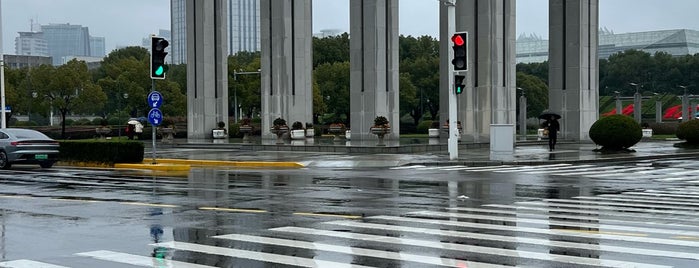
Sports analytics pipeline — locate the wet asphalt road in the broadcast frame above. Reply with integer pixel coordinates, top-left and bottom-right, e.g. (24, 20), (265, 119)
(1, 159), (699, 267)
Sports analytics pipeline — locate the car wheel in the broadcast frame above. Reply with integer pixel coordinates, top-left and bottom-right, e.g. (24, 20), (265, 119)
(39, 162), (54, 169)
(0, 151), (11, 169)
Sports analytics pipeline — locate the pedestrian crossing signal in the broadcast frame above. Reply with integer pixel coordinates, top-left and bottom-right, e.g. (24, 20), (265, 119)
(454, 75), (466, 94)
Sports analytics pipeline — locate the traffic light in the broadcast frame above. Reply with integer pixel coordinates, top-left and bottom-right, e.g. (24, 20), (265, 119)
(451, 32), (468, 71)
(454, 75), (465, 94)
(150, 36), (169, 79)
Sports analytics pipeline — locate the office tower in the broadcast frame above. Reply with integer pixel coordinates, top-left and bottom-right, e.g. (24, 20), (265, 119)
(41, 23), (91, 65)
(89, 36), (105, 57)
(15, 31), (49, 56)
(170, 0), (261, 64)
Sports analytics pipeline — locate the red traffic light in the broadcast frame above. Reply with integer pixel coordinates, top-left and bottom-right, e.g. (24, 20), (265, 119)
(451, 34), (465, 46)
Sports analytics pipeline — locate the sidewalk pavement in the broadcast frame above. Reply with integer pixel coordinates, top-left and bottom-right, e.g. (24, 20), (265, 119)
(144, 138), (699, 169)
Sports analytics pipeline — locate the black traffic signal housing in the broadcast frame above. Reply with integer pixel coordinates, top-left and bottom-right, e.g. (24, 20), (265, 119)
(150, 36), (169, 79)
(451, 32), (468, 71)
(454, 75), (466, 94)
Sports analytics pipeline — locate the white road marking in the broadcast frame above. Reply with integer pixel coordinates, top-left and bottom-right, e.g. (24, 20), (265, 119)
(153, 241), (375, 268)
(75, 250), (216, 267)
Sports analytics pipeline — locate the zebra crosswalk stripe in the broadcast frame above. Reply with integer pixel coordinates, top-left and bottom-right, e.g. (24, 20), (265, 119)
(573, 195), (699, 207)
(445, 206), (699, 229)
(294, 218), (699, 261)
(213, 233), (479, 268)
(407, 210), (699, 237)
(75, 250), (216, 268)
(541, 198), (699, 211)
(367, 215), (699, 248)
(152, 241), (375, 268)
(319, 221), (672, 268)
(519, 200), (699, 217)
(483, 203), (699, 225)
(0, 260), (69, 268)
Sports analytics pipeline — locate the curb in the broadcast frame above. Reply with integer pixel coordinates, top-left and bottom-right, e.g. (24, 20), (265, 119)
(406, 152), (699, 167)
(153, 159), (305, 168)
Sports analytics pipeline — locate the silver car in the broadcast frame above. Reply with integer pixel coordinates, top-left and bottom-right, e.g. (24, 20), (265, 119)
(0, 128), (59, 169)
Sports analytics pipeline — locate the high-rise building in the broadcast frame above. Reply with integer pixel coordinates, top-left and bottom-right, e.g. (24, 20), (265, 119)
(41, 23), (91, 65)
(90, 36), (105, 57)
(229, 0), (260, 54)
(15, 31), (49, 56)
(170, 0), (261, 64)
(171, 0), (186, 64)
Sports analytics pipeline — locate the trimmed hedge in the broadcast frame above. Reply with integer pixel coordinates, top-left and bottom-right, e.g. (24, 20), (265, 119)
(676, 120), (699, 144)
(59, 140), (144, 164)
(589, 115), (642, 150)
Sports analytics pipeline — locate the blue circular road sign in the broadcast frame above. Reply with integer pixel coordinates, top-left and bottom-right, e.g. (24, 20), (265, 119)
(147, 91), (163, 108)
(148, 108), (163, 126)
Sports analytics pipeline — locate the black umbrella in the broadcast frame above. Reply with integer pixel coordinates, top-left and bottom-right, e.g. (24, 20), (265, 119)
(539, 110), (561, 120)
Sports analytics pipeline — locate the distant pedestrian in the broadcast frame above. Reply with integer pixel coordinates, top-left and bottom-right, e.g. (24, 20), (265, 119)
(544, 115), (560, 151)
(134, 122), (144, 140)
(126, 124), (135, 140)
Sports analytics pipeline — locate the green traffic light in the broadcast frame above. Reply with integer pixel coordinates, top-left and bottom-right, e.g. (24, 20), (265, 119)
(155, 66), (164, 76)
(456, 86), (463, 94)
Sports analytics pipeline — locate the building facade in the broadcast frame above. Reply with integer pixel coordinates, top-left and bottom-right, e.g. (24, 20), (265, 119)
(40, 23), (91, 65)
(229, 0), (260, 54)
(3, 54), (52, 69)
(171, 0), (261, 65)
(89, 36), (105, 57)
(14, 31), (49, 56)
(517, 29), (699, 63)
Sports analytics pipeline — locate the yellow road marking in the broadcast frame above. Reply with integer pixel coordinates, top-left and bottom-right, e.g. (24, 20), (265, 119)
(199, 207), (267, 213)
(673, 235), (699, 241)
(293, 212), (362, 219)
(119, 202), (179, 208)
(52, 198), (103, 203)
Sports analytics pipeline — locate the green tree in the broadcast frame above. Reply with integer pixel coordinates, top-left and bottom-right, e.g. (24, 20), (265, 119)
(229, 52), (262, 119)
(313, 33), (350, 68)
(314, 61), (350, 123)
(35, 60), (107, 138)
(516, 72), (548, 118)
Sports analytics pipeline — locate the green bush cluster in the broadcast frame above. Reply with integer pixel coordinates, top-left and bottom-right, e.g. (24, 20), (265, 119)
(589, 115), (642, 150)
(59, 140), (144, 164)
(676, 120), (699, 143)
(416, 120), (434, 134)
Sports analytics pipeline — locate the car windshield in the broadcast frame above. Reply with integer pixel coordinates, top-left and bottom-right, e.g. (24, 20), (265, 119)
(6, 129), (51, 140)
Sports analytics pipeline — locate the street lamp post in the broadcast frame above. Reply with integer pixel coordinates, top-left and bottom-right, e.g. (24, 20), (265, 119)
(653, 93), (662, 123)
(614, 91), (622, 115)
(517, 87), (527, 141)
(679, 85), (689, 122)
(630, 82), (642, 123)
(118, 93), (129, 137)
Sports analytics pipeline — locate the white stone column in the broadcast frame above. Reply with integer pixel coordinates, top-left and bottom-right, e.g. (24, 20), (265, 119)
(548, 0), (599, 141)
(349, 0), (400, 141)
(186, 0), (229, 139)
(260, 0), (313, 138)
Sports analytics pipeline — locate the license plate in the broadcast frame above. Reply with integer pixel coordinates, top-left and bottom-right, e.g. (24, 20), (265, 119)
(35, 154), (48, 160)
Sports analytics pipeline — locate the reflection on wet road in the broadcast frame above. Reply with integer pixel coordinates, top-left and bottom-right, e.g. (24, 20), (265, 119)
(0, 159), (698, 267)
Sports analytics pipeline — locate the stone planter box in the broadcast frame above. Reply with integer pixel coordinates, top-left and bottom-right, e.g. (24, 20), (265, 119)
(290, 129), (306, 140)
(428, 128), (439, 138)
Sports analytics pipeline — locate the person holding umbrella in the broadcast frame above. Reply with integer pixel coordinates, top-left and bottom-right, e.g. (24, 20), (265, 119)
(540, 111), (561, 151)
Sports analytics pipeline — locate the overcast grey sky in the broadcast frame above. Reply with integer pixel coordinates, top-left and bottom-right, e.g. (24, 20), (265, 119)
(3, 0), (699, 54)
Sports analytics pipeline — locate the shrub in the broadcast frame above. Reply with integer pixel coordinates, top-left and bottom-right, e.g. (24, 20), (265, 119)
(291, 121), (304, 130)
(273, 117), (287, 127)
(589, 114), (642, 150)
(373, 116), (389, 127)
(676, 120), (699, 143)
(416, 120), (433, 134)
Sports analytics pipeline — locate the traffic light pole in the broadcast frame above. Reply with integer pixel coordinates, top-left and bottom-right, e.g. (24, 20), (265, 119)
(151, 80), (157, 165)
(446, 0), (458, 160)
